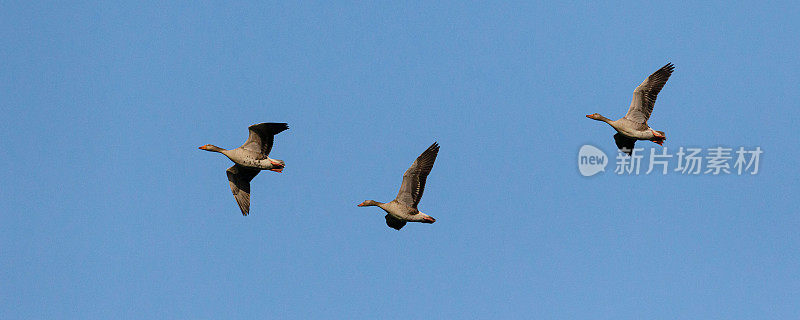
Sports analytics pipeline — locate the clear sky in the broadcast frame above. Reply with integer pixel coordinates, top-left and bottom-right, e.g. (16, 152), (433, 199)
(2, 1), (799, 319)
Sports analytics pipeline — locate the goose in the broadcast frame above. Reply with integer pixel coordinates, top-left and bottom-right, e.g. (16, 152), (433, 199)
(199, 123), (289, 216)
(358, 142), (440, 230)
(586, 63), (675, 155)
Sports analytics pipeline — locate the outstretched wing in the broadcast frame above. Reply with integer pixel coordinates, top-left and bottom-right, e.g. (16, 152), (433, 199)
(395, 142), (440, 208)
(226, 165), (260, 216)
(624, 63), (674, 124)
(385, 214), (407, 230)
(613, 133), (637, 156)
(240, 123), (289, 158)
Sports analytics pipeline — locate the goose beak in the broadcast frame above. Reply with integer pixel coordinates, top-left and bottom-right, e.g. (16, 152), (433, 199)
(198, 145), (205, 150)
(423, 216), (436, 223)
(269, 168), (283, 173)
(357, 202), (366, 207)
(585, 114), (592, 118)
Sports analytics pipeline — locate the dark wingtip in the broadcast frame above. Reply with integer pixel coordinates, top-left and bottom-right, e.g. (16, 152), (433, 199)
(273, 122), (289, 133)
(249, 122), (289, 134)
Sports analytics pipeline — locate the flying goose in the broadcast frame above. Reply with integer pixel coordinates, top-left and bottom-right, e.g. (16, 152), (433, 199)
(199, 123), (289, 216)
(358, 142), (440, 230)
(586, 63), (675, 155)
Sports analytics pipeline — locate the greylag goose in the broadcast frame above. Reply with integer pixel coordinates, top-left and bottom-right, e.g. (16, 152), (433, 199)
(358, 142), (440, 230)
(199, 123), (289, 216)
(586, 63), (675, 155)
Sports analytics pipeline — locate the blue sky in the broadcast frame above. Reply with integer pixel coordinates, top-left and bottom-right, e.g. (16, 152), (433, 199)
(2, 1), (799, 319)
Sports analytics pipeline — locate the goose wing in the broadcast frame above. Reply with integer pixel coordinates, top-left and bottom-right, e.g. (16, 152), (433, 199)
(395, 142), (440, 208)
(226, 164), (260, 216)
(240, 123), (289, 158)
(624, 63), (674, 124)
(385, 214), (407, 230)
(613, 133), (637, 156)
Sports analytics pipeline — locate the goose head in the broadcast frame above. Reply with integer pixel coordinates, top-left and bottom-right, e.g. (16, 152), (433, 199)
(586, 113), (603, 120)
(586, 113), (612, 123)
(357, 200), (380, 207)
(198, 144), (224, 152)
(418, 213), (436, 224)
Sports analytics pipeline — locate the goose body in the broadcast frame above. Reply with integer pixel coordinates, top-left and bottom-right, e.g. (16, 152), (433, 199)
(199, 122), (289, 216)
(218, 148), (283, 170)
(587, 63), (674, 155)
(612, 118), (658, 140)
(358, 142), (440, 230)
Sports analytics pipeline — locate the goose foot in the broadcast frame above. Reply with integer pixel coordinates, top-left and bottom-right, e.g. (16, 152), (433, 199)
(651, 130), (665, 138)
